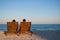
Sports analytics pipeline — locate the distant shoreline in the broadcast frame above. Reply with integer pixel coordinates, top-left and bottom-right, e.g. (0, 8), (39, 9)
(0, 24), (60, 25)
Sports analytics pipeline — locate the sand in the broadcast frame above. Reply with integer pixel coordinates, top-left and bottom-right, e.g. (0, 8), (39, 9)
(0, 31), (46, 40)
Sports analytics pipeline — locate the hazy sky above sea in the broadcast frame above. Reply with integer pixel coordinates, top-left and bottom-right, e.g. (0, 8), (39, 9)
(0, 0), (60, 24)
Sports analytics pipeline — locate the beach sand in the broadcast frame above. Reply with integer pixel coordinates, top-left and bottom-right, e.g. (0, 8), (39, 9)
(0, 31), (46, 40)
(0, 30), (59, 40)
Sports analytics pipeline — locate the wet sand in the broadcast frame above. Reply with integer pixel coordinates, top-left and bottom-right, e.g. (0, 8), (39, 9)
(32, 30), (60, 40)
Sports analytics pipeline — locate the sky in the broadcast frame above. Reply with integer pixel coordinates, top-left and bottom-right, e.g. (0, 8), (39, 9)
(0, 0), (60, 24)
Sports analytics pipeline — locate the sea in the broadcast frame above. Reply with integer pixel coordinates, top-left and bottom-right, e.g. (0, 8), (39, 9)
(0, 24), (60, 31)
(0, 24), (60, 40)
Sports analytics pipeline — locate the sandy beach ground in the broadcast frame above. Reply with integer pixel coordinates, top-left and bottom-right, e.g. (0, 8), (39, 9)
(0, 31), (46, 40)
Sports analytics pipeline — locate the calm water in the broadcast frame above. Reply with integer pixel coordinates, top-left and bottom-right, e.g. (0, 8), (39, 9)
(0, 24), (60, 31)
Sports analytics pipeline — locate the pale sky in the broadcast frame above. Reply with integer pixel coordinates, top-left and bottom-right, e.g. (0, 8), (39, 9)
(0, 0), (60, 24)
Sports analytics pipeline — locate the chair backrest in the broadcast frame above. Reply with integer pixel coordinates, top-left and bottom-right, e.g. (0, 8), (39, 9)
(19, 22), (31, 33)
(7, 22), (18, 33)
